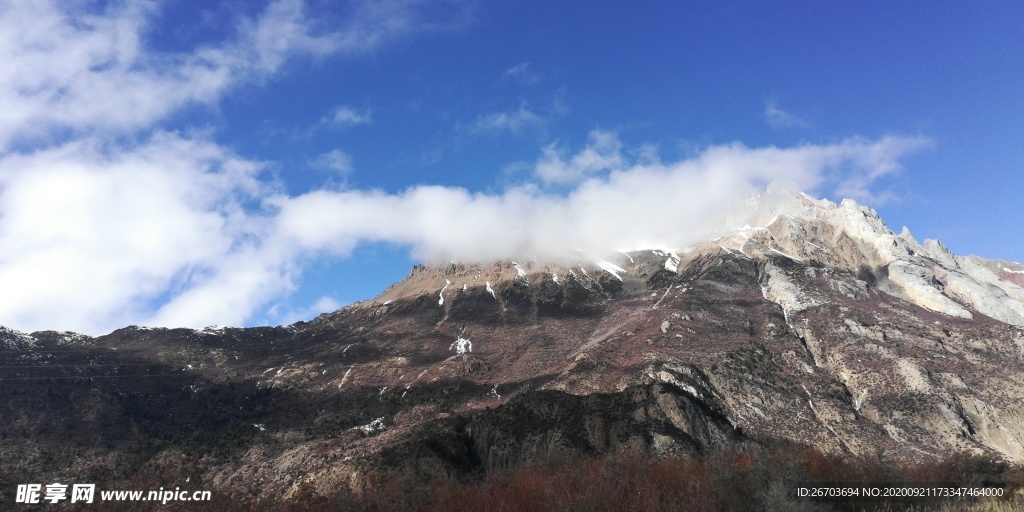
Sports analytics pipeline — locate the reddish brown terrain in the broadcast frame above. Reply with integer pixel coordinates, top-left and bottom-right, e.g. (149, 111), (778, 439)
(3, 194), (1024, 509)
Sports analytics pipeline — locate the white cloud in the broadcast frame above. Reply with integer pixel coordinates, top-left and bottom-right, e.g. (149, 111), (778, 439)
(832, 135), (933, 204)
(0, 129), (928, 334)
(312, 149), (355, 175)
(312, 296), (342, 312)
(324, 106), (371, 127)
(470, 104), (544, 134)
(0, 0), (332, 148)
(503, 62), (541, 85)
(534, 130), (624, 184)
(265, 296), (342, 326)
(328, 0), (476, 52)
(0, 1), (932, 335)
(0, 132), (277, 333)
(764, 100), (812, 129)
(0, 0), (452, 149)
(0, 0), (474, 334)
(268, 133), (930, 266)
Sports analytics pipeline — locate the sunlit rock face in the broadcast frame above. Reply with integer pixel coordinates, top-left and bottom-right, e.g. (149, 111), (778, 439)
(4, 191), (1024, 501)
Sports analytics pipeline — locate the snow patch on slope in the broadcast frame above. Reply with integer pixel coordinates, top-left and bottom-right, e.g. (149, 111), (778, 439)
(579, 265), (592, 280)
(356, 417), (386, 435)
(664, 252), (681, 272)
(0, 327), (38, 350)
(439, 279), (451, 306)
(338, 366), (353, 389)
(512, 261), (527, 278)
(450, 336), (472, 357)
(767, 247), (802, 261)
(596, 260), (626, 280)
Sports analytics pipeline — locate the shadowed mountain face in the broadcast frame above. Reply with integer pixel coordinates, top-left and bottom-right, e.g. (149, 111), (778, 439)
(3, 192), (1024, 502)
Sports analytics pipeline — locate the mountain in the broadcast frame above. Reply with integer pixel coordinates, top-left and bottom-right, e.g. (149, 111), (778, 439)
(3, 190), (1024, 506)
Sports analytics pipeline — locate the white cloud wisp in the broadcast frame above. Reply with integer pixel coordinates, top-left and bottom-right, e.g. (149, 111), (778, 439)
(0, 0), (451, 149)
(0, 0), (477, 334)
(764, 100), (812, 129)
(324, 106), (372, 127)
(0, 130), (928, 335)
(0, 132), (276, 333)
(0, 1), (931, 335)
(272, 133), (930, 266)
(470, 104), (544, 135)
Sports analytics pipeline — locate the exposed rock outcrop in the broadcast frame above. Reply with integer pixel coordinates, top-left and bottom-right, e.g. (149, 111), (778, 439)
(4, 190), (1024, 502)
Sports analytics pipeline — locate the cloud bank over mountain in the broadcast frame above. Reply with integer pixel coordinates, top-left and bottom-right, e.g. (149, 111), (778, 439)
(0, 1), (930, 334)
(271, 132), (929, 264)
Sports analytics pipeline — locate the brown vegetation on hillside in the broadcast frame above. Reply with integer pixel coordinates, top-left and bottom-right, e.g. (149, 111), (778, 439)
(255, 445), (1024, 512)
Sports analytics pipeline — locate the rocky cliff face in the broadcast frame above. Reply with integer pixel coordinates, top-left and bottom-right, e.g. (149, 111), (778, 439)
(3, 191), (1024, 501)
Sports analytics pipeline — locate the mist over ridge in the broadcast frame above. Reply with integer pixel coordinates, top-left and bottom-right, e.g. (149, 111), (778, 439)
(1, 131), (928, 335)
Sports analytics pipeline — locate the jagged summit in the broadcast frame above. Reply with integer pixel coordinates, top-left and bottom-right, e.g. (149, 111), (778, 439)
(362, 189), (1024, 327)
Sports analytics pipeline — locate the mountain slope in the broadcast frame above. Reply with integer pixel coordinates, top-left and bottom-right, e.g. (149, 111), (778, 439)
(3, 191), (1024, 502)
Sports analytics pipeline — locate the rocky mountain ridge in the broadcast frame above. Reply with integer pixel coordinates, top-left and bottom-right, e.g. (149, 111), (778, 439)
(365, 190), (1024, 329)
(3, 191), (1024, 503)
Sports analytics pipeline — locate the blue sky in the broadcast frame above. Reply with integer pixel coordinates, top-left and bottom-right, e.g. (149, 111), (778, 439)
(0, 0), (1021, 334)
